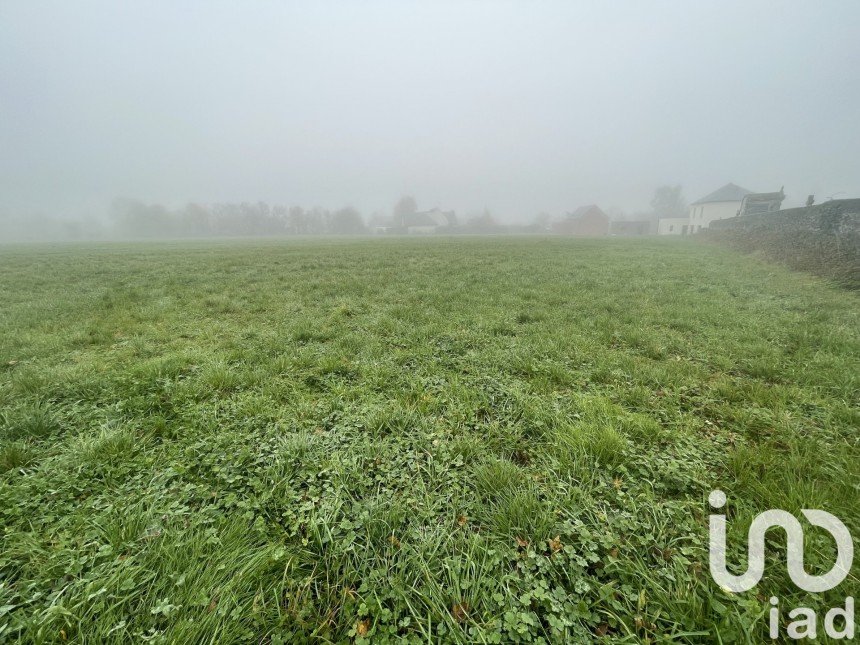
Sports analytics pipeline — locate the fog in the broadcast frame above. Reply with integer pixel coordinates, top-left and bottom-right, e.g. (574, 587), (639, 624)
(1, 1), (858, 238)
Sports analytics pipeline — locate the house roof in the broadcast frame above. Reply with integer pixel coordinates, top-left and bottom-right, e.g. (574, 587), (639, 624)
(403, 208), (455, 227)
(692, 183), (752, 204)
(742, 189), (784, 202)
(568, 204), (608, 219)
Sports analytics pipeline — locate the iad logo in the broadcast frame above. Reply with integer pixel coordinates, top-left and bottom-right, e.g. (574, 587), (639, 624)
(708, 490), (853, 593)
(708, 490), (855, 640)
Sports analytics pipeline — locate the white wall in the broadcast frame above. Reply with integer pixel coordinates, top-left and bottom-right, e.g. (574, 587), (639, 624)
(657, 200), (744, 235)
(689, 201), (741, 230)
(657, 217), (688, 235)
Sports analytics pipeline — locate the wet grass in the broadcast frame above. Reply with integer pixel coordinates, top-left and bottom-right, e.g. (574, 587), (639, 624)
(0, 237), (857, 642)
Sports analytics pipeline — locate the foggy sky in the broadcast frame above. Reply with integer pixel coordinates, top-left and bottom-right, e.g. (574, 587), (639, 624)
(2, 1), (858, 221)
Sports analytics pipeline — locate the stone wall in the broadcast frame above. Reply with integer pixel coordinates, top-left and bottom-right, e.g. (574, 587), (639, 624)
(704, 199), (860, 289)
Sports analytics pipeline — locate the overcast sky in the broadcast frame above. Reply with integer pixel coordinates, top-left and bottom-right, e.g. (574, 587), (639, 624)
(1, 0), (858, 221)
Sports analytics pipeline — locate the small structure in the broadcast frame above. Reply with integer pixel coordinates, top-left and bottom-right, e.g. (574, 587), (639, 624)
(657, 217), (688, 235)
(738, 188), (785, 217)
(552, 205), (610, 236)
(402, 208), (457, 234)
(610, 220), (652, 236)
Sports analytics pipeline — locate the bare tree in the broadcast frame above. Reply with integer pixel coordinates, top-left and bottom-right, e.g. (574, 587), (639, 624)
(329, 207), (366, 235)
(650, 185), (687, 219)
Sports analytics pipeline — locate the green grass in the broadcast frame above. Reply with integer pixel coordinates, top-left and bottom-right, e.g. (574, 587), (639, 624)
(0, 237), (857, 643)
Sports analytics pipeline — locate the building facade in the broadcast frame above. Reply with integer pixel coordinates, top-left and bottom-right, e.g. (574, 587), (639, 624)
(658, 183), (771, 235)
(656, 217), (688, 235)
(686, 183), (752, 233)
(738, 188), (785, 217)
(552, 205), (610, 236)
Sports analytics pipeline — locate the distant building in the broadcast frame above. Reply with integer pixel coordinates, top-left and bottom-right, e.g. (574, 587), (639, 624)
(656, 217), (688, 235)
(738, 188), (785, 217)
(686, 183), (752, 233)
(402, 208), (457, 234)
(610, 220), (652, 236)
(552, 205), (610, 236)
(658, 182), (785, 235)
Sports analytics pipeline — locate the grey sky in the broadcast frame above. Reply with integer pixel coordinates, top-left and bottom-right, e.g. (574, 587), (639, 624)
(1, 0), (858, 221)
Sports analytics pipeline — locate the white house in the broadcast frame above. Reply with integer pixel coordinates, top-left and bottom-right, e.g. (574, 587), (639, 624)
(687, 183), (753, 232)
(659, 183), (752, 235)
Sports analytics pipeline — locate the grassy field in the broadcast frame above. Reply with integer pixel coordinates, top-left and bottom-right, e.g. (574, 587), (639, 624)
(0, 237), (857, 643)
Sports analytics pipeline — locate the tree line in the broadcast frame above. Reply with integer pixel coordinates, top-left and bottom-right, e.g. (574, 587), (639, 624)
(0, 186), (687, 241)
(0, 197), (511, 240)
(109, 199), (368, 238)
